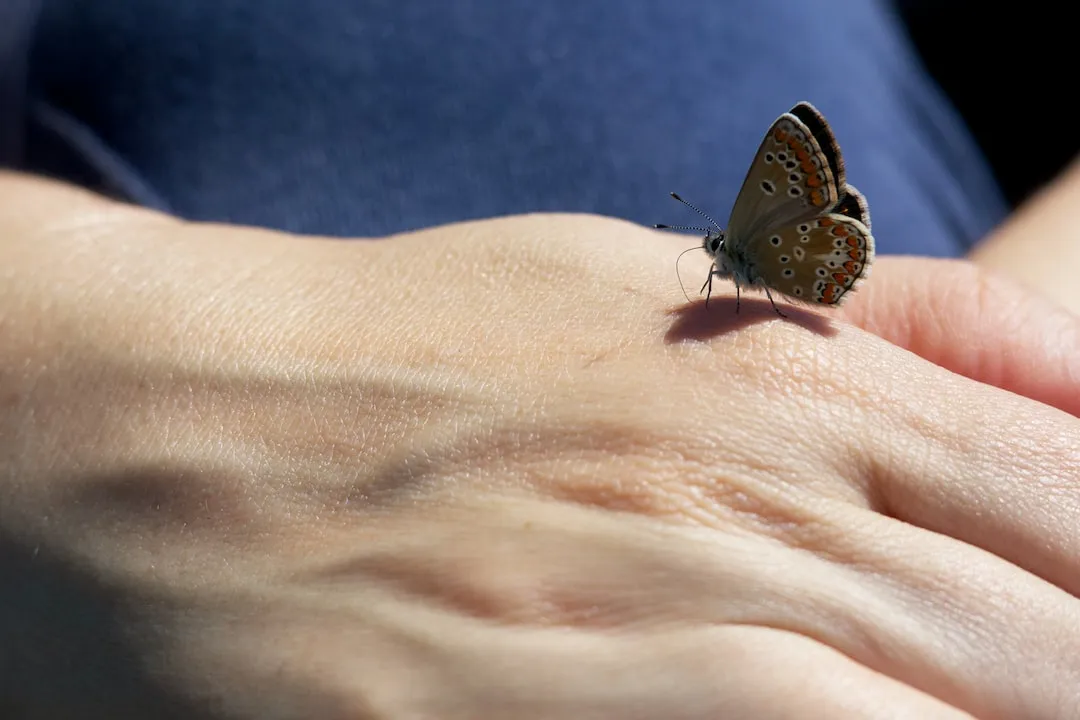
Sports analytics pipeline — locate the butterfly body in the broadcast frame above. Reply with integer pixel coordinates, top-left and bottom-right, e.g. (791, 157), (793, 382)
(657, 102), (875, 314)
(702, 228), (771, 294)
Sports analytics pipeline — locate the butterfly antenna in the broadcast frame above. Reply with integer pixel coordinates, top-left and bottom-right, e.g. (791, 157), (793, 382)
(654, 223), (711, 233)
(673, 245), (700, 303)
(668, 192), (723, 232)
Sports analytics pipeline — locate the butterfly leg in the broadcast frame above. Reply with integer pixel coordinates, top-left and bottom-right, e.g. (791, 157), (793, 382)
(762, 286), (787, 318)
(700, 266), (716, 309)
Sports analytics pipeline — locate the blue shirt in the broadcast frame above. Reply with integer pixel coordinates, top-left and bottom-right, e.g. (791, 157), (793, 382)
(2, 1), (1006, 255)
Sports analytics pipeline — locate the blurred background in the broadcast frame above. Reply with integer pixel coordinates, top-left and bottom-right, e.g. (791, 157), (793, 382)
(2, 1), (1074, 255)
(897, 0), (1074, 207)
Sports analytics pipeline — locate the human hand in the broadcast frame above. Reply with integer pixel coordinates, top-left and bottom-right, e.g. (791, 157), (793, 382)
(969, 156), (1080, 315)
(3, 172), (1080, 719)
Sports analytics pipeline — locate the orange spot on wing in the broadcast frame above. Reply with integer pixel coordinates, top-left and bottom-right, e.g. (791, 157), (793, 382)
(832, 225), (849, 236)
(806, 173), (823, 189)
(795, 147), (810, 162)
(800, 159), (816, 173)
(847, 248), (862, 260)
(819, 284), (839, 303)
(843, 261), (859, 274)
(832, 272), (848, 284)
(818, 217), (834, 227)
(810, 189), (826, 206)
(774, 129), (788, 142)
(846, 236), (860, 248)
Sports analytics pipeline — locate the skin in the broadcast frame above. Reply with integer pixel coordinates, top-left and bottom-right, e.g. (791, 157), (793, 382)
(2, 167), (1080, 719)
(970, 157), (1080, 314)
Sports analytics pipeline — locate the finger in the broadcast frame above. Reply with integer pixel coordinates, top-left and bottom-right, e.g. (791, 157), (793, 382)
(840, 256), (1080, 417)
(781, 312), (1080, 608)
(690, 626), (977, 720)
(689, 290), (1080, 617)
(772, 504), (1080, 720)
(829, 328), (1080, 600)
(558, 500), (1080, 718)
(969, 157), (1080, 314)
(673, 515), (1080, 718)
(657, 315), (1080, 715)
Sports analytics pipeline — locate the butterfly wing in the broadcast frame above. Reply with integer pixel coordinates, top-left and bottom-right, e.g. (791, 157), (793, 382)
(789, 102), (846, 194)
(726, 102), (845, 244)
(747, 213), (874, 306)
(832, 185), (871, 231)
(789, 105), (871, 232)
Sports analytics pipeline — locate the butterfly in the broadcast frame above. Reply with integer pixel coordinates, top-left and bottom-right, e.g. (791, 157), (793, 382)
(656, 101), (874, 317)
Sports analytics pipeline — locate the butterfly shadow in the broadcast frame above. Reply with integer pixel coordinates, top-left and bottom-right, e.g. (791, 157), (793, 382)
(663, 295), (838, 343)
